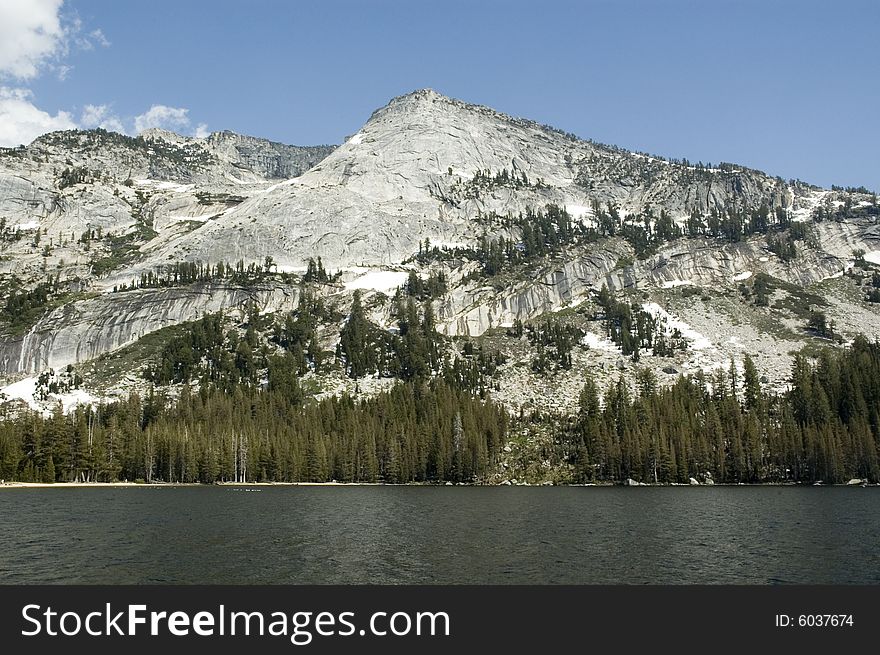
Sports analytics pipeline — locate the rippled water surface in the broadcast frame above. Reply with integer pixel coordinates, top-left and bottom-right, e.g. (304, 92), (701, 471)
(0, 486), (877, 584)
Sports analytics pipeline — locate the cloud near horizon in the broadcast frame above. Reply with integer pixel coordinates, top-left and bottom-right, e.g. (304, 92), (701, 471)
(134, 105), (192, 134)
(0, 87), (76, 147)
(0, 90), (210, 147)
(134, 105), (210, 138)
(79, 103), (125, 133)
(0, 0), (207, 147)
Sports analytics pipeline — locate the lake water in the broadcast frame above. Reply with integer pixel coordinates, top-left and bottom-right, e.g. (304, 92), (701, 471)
(0, 486), (877, 584)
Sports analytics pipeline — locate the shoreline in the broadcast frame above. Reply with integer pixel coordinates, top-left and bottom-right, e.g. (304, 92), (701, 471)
(0, 481), (380, 489)
(0, 480), (875, 489)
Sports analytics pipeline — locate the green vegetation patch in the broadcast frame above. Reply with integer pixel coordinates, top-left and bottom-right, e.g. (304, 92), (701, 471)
(0, 277), (93, 337)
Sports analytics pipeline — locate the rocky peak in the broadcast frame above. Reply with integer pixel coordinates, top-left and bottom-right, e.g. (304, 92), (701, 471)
(373, 88), (448, 115)
(366, 88), (516, 138)
(316, 87), (581, 199)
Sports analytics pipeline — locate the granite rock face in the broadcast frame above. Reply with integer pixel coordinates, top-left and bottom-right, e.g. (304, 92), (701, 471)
(203, 131), (335, 180)
(0, 89), (876, 379)
(142, 89), (817, 271)
(0, 283), (299, 374)
(432, 218), (878, 337)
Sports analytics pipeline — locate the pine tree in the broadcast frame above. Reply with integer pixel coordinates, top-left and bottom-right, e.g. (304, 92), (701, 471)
(43, 454), (56, 483)
(743, 355), (762, 411)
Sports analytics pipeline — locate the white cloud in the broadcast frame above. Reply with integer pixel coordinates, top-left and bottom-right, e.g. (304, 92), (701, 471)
(73, 23), (111, 52)
(134, 105), (208, 138)
(0, 95), (209, 145)
(134, 105), (191, 133)
(0, 0), (66, 80)
(79, 103), (124, 133)
(0, 86), (75, 147)
(0, 97), (210, 145)
(0, 1), (111, 82)
(89, 29), (110, 48)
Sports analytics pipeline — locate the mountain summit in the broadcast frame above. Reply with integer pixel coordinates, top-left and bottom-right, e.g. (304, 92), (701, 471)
(130, 88), (821, 273)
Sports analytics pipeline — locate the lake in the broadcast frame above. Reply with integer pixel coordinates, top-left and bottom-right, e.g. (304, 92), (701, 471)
(0, 486), (877, 584)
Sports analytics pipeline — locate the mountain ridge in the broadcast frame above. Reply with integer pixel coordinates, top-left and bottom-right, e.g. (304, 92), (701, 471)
(126, 87), (819, 274)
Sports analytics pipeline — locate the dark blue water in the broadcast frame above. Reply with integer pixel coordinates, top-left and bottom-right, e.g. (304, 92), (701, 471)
(0, 486), (877, 584)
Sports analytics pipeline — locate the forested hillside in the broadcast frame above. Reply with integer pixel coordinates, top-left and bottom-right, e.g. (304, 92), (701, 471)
(559, 337), (880, 484)
(1, 299), (879, 484)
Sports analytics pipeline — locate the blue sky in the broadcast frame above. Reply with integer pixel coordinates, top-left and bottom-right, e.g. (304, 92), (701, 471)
(1, 0), (877, 190)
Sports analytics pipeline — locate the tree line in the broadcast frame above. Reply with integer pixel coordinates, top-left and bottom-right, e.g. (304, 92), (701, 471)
(112, 257), (297, 292)
(413, 199), (826, 285)
(560, 337), (880, 484)
(0, 380), (507, 484)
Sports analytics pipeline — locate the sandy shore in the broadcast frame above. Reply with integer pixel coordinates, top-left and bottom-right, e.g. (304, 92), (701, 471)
(0, 480), (405, 489)
(1, 481), (180, 489)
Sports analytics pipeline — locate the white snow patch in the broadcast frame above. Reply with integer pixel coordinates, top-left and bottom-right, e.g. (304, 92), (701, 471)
(57, 389), (98, 415)
(259, 178), (300, 195)
(348, 132), (364, 145)
(790, 190), (829, 223)
(133, 179), (193, 193)
(344, 270), (409, 293)
(13, 221), (40, 231)
(864, 251), (880, 266)
(630, 153), (664, 165)
(642, 302), (712, 350)
(565, 204), (592, 218)
(1, 377), (38, 407)
(732, 271), (753, 282)
(759, 256), (769, 263)
(275, 265), (307, 274)
(582, 331), (620, 353)
(661, 279), (692, 289)
(551, 298), (581, 313)
(0, 377), (97, 416)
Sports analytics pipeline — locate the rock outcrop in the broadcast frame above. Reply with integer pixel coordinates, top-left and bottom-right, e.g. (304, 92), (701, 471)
(0, 283), (299, 374)
(203, 131), (334, 180)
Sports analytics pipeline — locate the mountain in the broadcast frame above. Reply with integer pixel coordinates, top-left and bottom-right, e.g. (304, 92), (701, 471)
(0, 88), (879, 430)
(130, 88), (827, 272)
